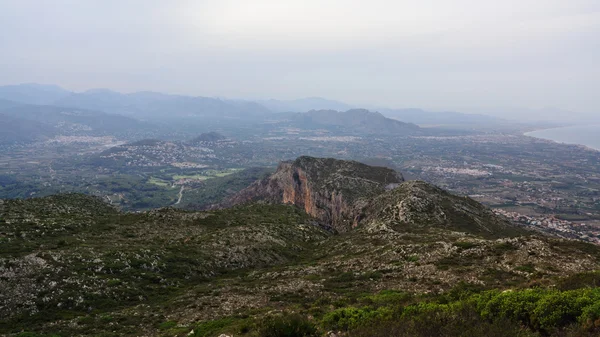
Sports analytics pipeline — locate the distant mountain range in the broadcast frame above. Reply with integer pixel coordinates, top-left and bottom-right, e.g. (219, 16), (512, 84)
(0, 83), (71, 105)
(0, 84), (271, 121)
(0, 113), (56, 143)
(0, 104), (152, 137)
(54, 90), (271, 119)
(256, 96), (504, 125)
(1, 83), (575, 143)
(286, 109), (422, 135)
(259, 97), (353, 113)
(0, 84), (509, 126)
(0, 98), (21, 110)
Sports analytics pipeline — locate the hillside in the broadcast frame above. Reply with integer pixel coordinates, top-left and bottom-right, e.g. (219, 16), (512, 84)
(0, 98), (21, 110)
(55, 90), (272, 119)
(0, 104), (152, 136)
(189, 132), (227, 143)
(360, 181), (527, 238)
(219, 156), (405, 232)
(291, 109), (422, 135)
(0, 83), (71, 105)
(0, 113), (56, 143)
(3, 158), (600, 336)
(259, 97), (353, 112)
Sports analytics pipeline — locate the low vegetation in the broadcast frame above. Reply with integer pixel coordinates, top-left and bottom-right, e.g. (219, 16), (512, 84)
(3, 156), (600, 336)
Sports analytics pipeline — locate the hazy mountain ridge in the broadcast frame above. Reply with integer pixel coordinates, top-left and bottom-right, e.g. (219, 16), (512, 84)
(259, 97), (353, 112)
(0, 98), (21, 110)
(0, 113), (56, 143)
(0, 84), (525, 127)
(298, 109), (422, 134)
(0, 104), (153, 138)
(0, 83), (71, 105)
(55, 89), (272, 119)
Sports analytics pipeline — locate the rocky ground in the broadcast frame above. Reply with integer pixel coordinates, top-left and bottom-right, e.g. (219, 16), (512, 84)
(2, 157), (600, 336)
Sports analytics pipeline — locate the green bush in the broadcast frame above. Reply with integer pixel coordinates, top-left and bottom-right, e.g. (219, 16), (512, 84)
(557, 271), (600, 290)
(258, 314), (318, 337)
(158, 321), (177, 330)
(322, 306), (394, 331)
(322, 287), (600, 336)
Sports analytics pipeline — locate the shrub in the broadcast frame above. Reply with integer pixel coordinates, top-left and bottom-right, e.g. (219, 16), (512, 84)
(158, 321), (177, 330)
(322, 306), (394, 331)
(453, 241), (479, 250)
(325, 287), (600, 336)
(557, 271), (600, 291)
(258, 314), (318, 337)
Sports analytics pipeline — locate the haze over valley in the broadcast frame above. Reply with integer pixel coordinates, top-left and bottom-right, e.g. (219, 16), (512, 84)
(2, 1), (600, 336)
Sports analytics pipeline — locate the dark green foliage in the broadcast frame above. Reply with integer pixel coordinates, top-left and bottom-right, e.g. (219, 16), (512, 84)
(179, 167), (273, 210)
(192, 318), (238, 337)
(557, 271), (600, 290)
(3, 186), (600, 337)
(551, 240), (600, 258)
(322, 306), (394, 331)
(258, 314), (318, 337)
(347, 306), (537, 337)
(453, 241), (479, 250)
(515, 263), (536, 273)
(325, 288), (600, 336)
(0, 194), (329, 335)
(158, 321), (177, 330)
(95, 175), (178, 209)
(493, 241), (519, 253)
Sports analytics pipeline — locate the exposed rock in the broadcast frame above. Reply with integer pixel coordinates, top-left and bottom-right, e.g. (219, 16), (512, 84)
(220, 156), (404, 232)
(360, 181), (528, 238)
(221, 156), (522, 238)
(3, 157), (600, 336)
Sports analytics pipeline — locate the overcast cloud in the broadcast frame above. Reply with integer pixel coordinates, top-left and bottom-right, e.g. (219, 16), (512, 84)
(0, 0), (598, 118)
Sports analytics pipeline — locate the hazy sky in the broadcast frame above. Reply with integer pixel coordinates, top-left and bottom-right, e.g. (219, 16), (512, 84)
(1, 0), (599, 117)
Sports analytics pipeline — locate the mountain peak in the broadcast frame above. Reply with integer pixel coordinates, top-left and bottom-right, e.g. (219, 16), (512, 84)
(220, 156), (405, 232)
(361, 180), (527, 238)
(222, 157), (525, 238)
(300, 109), (421, 134)
(0, 83), (71, 105)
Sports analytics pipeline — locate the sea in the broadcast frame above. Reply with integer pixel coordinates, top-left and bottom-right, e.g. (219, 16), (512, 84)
(525, 125), (600, 151)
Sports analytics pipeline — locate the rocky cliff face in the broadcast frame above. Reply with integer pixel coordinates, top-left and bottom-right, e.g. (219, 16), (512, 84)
(219, 156), (404, 232)
(222, 156), (528, 238)
(5, 159), (600, 336)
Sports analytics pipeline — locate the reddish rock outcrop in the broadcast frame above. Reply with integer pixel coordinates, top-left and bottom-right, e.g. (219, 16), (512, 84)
(218, 156), (404, 232)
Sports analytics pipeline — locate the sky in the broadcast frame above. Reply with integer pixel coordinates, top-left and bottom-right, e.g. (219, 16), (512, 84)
(0, 0), (599, 119)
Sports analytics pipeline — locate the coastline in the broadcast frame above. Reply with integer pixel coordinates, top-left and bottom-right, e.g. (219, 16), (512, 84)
(524, 125), (600, 152)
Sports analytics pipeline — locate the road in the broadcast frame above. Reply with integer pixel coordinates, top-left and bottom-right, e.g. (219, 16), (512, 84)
(175, 186), (184, 205)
